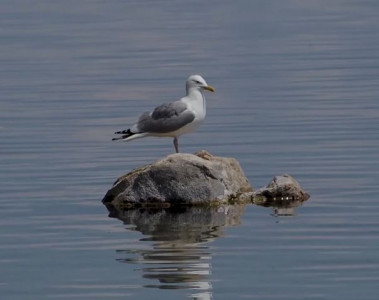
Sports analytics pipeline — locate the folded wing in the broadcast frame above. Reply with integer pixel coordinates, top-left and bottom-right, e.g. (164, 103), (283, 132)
(135, 101), (195, 134)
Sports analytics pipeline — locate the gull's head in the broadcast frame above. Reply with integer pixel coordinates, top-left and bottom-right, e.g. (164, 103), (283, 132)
(186, 75), (215, 93)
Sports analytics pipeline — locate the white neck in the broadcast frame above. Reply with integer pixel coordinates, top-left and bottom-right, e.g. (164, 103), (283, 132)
(187, 87), (203, 99)
(185, 87), (206, 118)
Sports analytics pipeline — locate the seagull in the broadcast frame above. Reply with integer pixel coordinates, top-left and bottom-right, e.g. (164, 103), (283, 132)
(112, 75), (215, 153)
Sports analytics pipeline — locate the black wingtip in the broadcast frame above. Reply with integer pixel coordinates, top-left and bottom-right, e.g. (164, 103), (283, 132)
(112, 130), (135, 141)
(115, 129), (131, 135)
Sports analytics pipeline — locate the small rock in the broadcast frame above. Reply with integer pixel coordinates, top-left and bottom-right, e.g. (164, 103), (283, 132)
(102, 150), (252, 207)
(253, 174), (310, 206)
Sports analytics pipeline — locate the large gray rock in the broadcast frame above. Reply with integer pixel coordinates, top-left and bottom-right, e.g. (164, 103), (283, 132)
(102, 150), (252, 207)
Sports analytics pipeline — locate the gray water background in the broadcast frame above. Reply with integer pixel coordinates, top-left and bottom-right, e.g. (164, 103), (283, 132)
(1, 1), (379, 299)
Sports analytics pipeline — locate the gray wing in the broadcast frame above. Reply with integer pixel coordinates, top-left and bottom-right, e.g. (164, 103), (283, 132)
(135, 101), (195, 134)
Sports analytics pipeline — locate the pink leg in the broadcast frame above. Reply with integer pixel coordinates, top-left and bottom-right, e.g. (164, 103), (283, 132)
(173, 137), (179, 153)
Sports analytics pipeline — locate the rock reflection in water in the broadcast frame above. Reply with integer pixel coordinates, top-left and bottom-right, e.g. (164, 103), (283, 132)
(253, 197), (307, 217)
(106, 205), (246, 299)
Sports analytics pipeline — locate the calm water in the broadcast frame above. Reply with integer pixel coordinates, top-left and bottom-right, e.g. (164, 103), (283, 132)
(1, 1), (379, 299)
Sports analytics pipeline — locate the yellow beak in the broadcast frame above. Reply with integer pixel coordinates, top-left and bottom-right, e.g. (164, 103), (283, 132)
(203, 85), (215, 92)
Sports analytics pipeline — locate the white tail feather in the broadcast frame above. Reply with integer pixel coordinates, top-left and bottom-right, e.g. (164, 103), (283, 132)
(121, 132), (149, 142)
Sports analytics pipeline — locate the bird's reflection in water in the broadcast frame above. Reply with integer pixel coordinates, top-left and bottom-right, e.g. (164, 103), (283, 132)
(106, 205), (246, 299)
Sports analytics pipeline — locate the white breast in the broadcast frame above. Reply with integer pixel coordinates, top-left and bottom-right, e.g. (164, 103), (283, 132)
(167, 90), (206, 138)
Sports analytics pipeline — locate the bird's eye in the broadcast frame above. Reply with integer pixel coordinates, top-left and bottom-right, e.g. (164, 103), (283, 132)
(194, 80), (201, 84)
